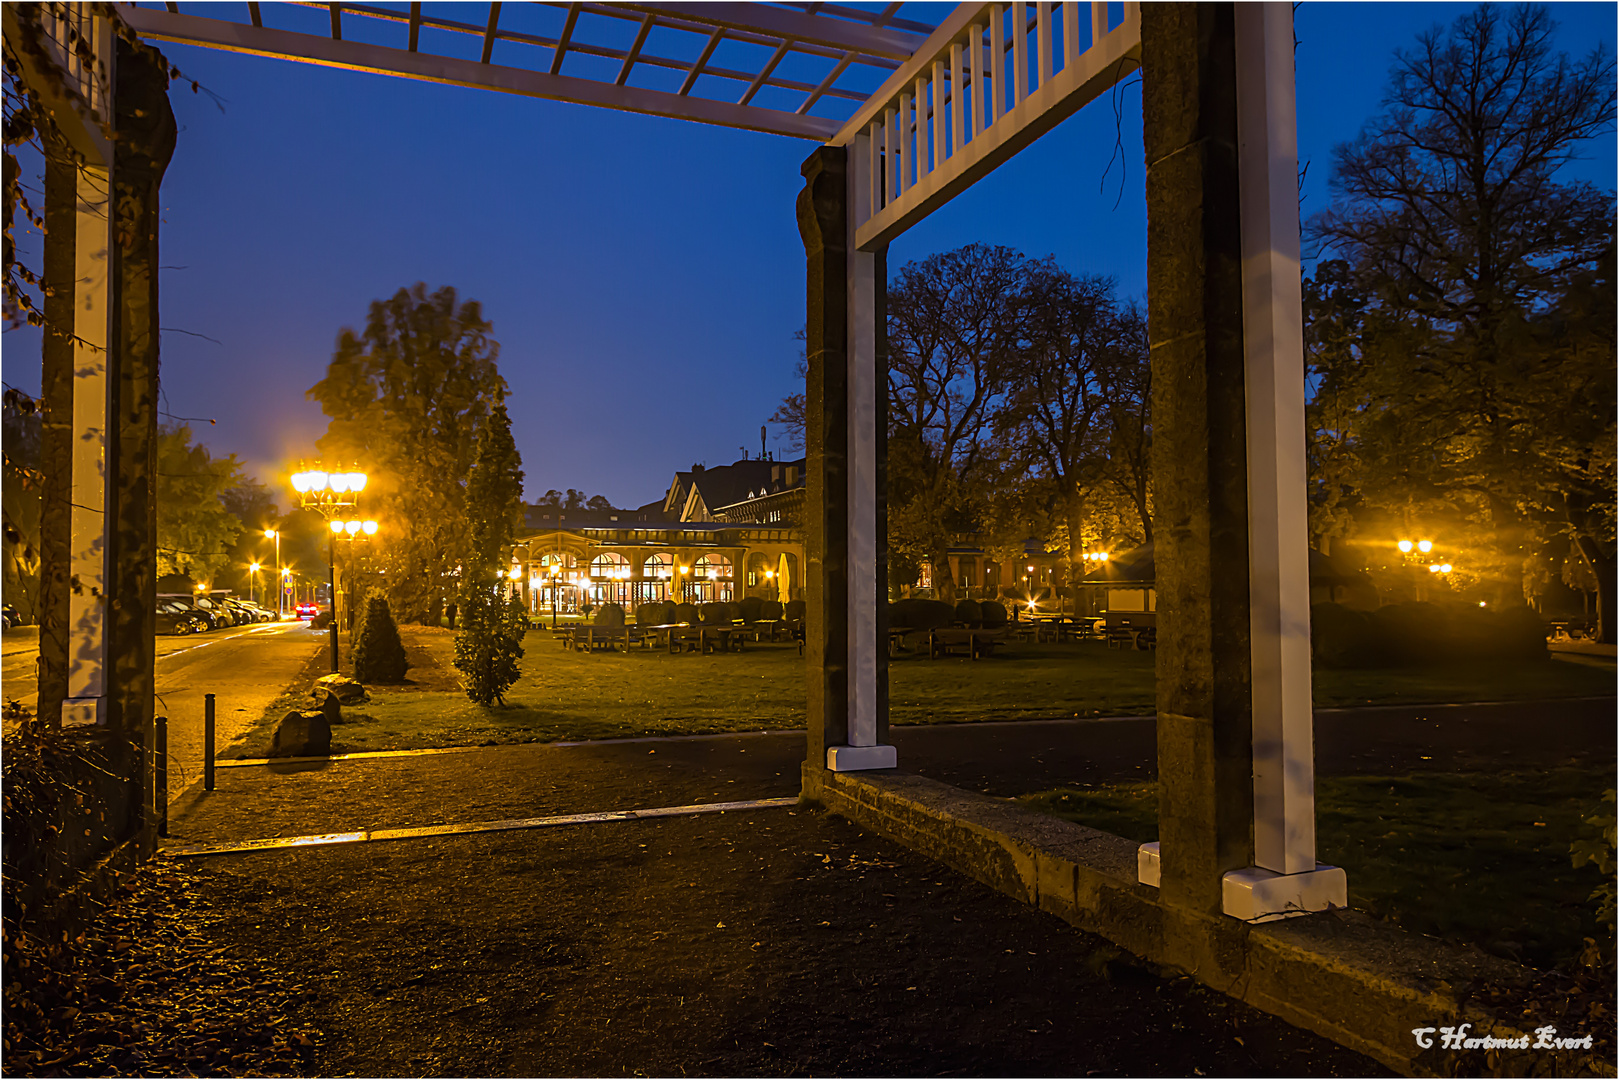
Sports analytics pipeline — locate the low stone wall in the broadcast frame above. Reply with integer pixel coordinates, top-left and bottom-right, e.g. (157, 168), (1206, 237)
(803, 765), (1613, 1078)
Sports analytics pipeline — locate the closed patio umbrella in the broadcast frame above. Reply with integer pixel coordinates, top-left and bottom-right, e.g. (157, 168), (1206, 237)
(777, 553), (791, 604)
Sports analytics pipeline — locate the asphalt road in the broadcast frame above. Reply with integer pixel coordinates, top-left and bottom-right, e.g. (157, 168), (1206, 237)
(2, 620), (324, 802)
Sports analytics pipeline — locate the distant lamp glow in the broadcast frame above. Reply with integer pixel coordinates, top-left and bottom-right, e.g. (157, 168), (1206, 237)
(307, 471), (328, 492)
(510, 569), (522, 580)
(330, 519), (345, 534)
(329, 473), (352, 494)
(1027, 601), (1036, 610)
(291, 473), (310, 493)
(1440, 563), (1452, 573)
(250, 562), (260, 573)
(281, 568), (291, 578)
(1099, 552), (1108, 561)
(362, 520), (378, 535)
(347, 472), (367, 492)
(264, 529), (278, 539)
(1428, 564), (1441, 573)
(1479, 601), (1487, 607)
(344, 520), (362, 535)
(764, 570), (774, 579)
(196, 583), (206, 592)
(1397, 540), (1414, 553)
(1417, 540), (1433, 553)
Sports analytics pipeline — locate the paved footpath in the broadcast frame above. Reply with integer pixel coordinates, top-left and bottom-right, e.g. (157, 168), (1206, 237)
(167, 695), (1614, 846)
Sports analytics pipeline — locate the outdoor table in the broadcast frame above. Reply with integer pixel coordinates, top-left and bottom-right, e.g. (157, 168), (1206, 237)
(573, 625), (633, 652)
(927, 628), (1000, 660)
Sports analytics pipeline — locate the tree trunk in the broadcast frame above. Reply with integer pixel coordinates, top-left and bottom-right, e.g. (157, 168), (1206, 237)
(1063, 490), (1087, 617)
(1572, 533), (1616, 644)
(932, 552), (957, 604)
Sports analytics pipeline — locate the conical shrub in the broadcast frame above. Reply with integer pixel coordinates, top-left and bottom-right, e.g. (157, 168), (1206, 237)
(353, 593), (410, 683)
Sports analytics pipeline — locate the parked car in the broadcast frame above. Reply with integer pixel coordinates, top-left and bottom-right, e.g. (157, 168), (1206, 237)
(223, 598), (267, 624)
(157, 593), (219, 630)
(191, 596), (236, 627)
(240, 601), (277, 622)
(2, 603), (20, 629)
(156, 600), (206, 635)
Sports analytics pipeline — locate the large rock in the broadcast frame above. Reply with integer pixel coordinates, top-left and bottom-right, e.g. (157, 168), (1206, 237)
(271, 710), (332, 758)
(311, 673), (368, 705)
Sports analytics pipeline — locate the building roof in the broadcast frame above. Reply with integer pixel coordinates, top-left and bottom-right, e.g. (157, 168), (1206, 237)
(666, 457), (805, 521)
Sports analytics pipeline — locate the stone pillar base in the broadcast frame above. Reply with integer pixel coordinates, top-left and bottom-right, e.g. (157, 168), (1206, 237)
(1222, 864), (1346, 923)
(62, 697), (102, 727)
(826, 744), (896, 771)
(1138, 841), (1346, 923)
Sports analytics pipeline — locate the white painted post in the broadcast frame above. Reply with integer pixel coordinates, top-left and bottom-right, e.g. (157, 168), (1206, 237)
(62, 163), (113, 727)
(828, 129), (894, 773)
(1223, 0), (1344, 920)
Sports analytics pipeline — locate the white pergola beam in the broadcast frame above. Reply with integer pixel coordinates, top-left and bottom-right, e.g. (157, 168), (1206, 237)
(118, 6), (840, 139)
(852, 2), (1139, 250)
(607, 2), (926, 60)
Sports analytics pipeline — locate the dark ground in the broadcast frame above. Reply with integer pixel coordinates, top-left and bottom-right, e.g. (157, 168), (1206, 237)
(19, 698), (1609, 1077)
(187, 807), (1385, 1077)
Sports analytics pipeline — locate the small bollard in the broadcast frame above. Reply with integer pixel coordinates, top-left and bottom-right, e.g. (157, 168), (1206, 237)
(204, 693), (216, 792)
(155, 715), (168, 838)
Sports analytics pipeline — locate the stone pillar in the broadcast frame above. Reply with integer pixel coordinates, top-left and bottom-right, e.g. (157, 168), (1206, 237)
(800, 139), (895, 775)
(108, 35), (177, 847)
(37, 139), (77, 726)
(1138, 3), (1343, 931)
(798, 145), (850, 766)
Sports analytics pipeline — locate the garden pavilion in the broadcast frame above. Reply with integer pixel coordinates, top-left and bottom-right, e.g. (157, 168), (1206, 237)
(22, 0), (1351, 1042)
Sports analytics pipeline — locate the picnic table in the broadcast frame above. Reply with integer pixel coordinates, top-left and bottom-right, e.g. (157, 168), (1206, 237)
(562, 624), (636, 652)
(927, 628), (1003, 660)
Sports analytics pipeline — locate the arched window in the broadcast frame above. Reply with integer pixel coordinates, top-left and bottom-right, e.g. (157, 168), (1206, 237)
(637, 553), (674, 605)
(693, 554), (733, 602)
(590, 552), (631, 606)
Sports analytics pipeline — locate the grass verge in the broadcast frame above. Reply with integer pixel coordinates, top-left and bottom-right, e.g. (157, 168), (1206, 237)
(1019, 766), (1613, 971)
(234, 628), (1615, 755)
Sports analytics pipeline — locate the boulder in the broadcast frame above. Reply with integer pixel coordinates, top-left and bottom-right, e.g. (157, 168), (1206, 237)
(311, 673), (368, 705)
(271, 709), (332, 757)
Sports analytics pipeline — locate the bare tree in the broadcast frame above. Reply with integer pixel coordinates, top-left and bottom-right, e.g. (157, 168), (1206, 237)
(887, 244), (1026, 602)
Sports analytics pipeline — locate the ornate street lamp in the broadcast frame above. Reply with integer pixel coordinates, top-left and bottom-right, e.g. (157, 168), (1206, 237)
(290, 465), (368, 673)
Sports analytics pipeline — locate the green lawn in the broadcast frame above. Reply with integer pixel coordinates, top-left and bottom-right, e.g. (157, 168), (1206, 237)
(1020, 767), (1614, 971)
(233, 628), (1614, 757)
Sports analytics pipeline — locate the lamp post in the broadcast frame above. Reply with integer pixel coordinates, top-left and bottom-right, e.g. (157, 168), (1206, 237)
(291, 466), (368, 673)
(264, 529), (284, 616)
(249, 562), (261, 608)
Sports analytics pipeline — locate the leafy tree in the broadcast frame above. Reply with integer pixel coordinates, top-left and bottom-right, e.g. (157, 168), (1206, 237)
(1305, 5), (1616, 632)
(308, 283), (507, 625)
(155, 424), (247, 583)
(353, 591), (410, 683)
(454, 401), (526, 705)
(2, 396), (41, 621)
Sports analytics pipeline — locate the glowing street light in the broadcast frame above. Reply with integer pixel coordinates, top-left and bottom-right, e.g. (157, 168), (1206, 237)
(1418, 540), (1433, 553)
(1397, 540), (1414, 553)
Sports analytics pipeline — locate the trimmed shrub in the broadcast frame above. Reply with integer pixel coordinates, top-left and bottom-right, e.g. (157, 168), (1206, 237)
(891, 598), (954, 632)
(738, 595), (764, 624)
(352, 593), (410, 683)
(785, 599), (806, 622)
(1310, 602), (1372, 669)
(596, 602), (626, 628)
(1367, 601), (1446, 666)
(978, 599), (1008, 628)
(637, 601), (672, 626)
(671, 602), (701, 624)
(953, 599), (983, 626)
(1491, 604), (1551, 662)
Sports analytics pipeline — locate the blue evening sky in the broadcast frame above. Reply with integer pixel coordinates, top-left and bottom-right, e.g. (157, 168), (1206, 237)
(4, 2), (1614, 509)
